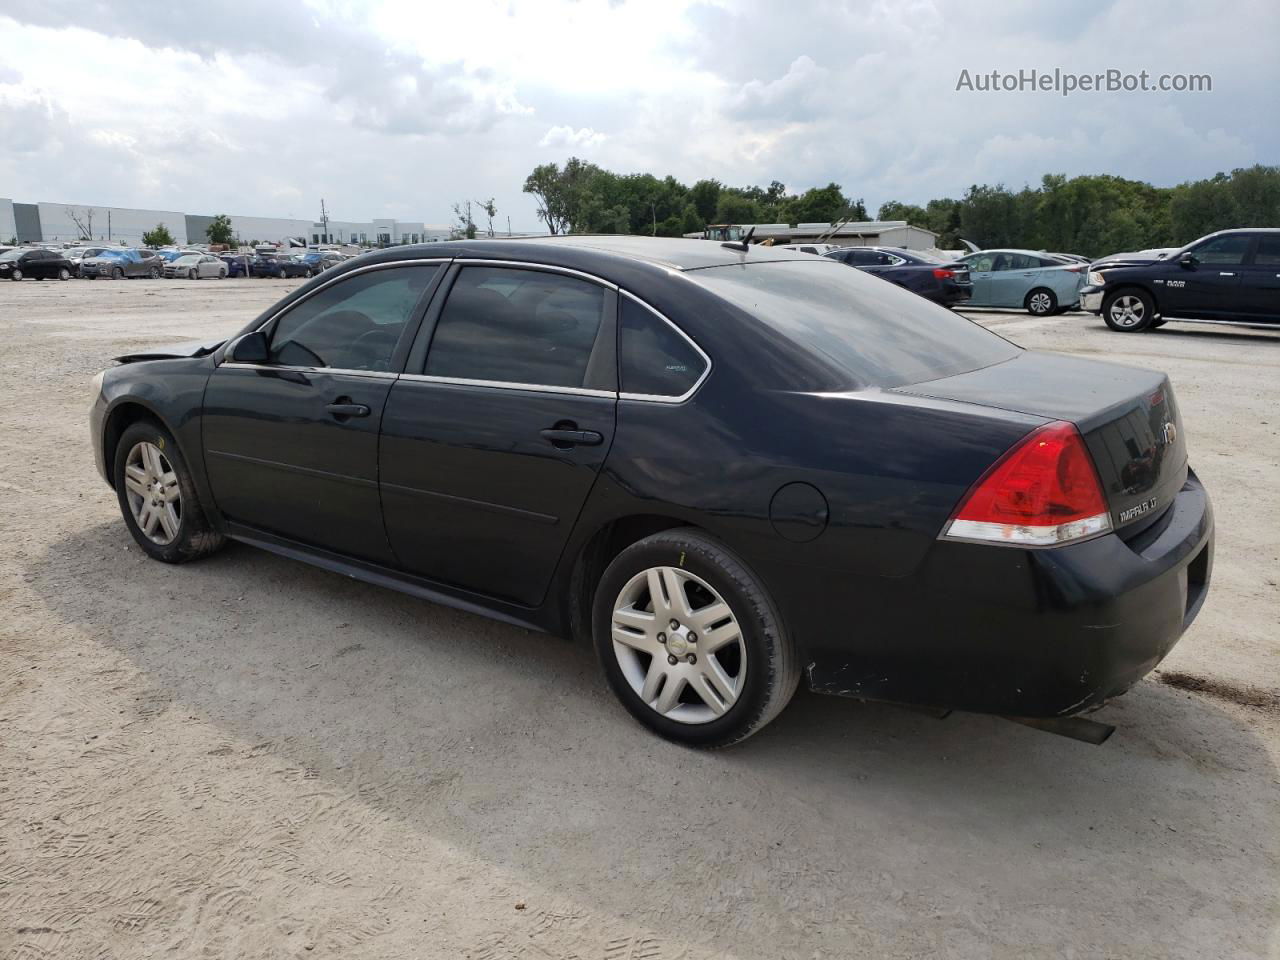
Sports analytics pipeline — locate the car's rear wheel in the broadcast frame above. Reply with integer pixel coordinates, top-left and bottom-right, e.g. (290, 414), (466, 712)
(592, 528), (800, 747)
(1103, 289), (1154, 331)
(1025, 288), (1057, 316)
(58, 267), (71, 280)
(304, 268), (313, 278)
(113, 420), (225, 563)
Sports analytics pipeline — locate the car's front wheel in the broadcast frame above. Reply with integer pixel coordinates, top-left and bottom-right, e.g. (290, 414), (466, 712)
(58, 267), (71, 280)
(113, 420), (225, 563)
(111, 266), (124, 280)
(1103, 289), (1155, 331)
(10, 269), (22, 281)
(1025, 287), (1057, 316)
(593, 528), (800, 747)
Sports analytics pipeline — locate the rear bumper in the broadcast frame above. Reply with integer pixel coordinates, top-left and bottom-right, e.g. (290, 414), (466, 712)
(932, 282), (973, 306)
(802, 471), (1213, 717)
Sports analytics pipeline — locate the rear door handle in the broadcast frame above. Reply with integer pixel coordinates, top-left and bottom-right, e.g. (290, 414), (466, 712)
(541, 428), (603, 446)
(1219, 271), (1236, 277)
(326, 402), (370, 418)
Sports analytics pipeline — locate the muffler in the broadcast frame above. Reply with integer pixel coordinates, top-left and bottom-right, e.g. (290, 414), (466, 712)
(1008, 715), (1115, 745)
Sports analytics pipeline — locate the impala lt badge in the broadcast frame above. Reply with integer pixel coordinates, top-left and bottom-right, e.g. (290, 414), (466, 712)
(1120, 498), (1159, 523)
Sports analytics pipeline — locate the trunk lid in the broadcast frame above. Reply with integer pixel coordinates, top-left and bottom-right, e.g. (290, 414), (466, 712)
(895, 351), (1188, 534)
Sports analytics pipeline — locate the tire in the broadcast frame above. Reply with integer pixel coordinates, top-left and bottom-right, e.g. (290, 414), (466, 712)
(304, 268), (313, 278)
(112, 267), (124, 280)
(1025, 287), (1057, 316)
(150, 267), (161, 279)
(9, 269), (20, 281)
(188, 269), (197, 280)
(1103, 288), (1155, 332)
(218, 269), (226, 279)
(58, 267), (71, 281)
(113, 420), (225, 564)
(592, 528), (800, 747)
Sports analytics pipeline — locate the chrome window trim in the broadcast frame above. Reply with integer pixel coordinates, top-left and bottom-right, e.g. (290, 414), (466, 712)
(454, 258), (619, 290)
(220, 362), (399, 380)
(398, 373), (614, 399)
(617, 289), (712, 405)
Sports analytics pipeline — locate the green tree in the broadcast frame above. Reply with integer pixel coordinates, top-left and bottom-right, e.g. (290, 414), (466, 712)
(714, 193), (761, 225)
(451, 201), (477, 240)
(876, 201), (927, 223)
(205, 214), (234, 246)
(141, 223), (174, 247)
(689, 179), (721, 223)
(475, 197), (498, 237)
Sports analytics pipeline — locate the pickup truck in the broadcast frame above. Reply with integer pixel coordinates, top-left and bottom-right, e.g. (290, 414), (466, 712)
(1081, 228), (1280, 331)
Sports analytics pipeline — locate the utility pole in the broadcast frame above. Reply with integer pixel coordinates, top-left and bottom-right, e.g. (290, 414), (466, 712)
(107, 210), (112, 242)
(319, 198), (330, 246)
(507, 216), (512, 237)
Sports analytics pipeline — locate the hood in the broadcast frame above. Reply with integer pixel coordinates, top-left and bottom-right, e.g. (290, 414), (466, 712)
(113, 339), (225, 363)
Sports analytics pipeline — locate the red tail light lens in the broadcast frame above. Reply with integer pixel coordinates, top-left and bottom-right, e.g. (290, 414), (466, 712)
(943, 421), (1112, 546)
(933, 268), (955, 279)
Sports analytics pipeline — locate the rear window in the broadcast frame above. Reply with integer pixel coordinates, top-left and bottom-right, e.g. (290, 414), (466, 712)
(689, 260), (1018, 389)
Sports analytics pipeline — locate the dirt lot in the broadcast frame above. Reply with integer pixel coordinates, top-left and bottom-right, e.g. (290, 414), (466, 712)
(1, 277), (1277, 959)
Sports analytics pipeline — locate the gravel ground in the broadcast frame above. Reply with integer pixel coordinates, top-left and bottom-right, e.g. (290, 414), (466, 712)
(1, 277), (1277, 960)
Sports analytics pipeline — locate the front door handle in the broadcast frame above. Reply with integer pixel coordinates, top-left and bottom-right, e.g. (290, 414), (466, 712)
(326, 402), (370, 418)
(1219, 271), (1236, 277)
(541, 427), (604, 446)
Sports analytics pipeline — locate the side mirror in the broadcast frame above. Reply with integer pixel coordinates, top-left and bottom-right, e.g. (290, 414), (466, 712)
(227, 330), (269, 364)
(1178, 252), (1197, 269)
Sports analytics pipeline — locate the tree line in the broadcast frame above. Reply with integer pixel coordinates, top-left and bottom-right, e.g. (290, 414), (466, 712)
(523, 161), (1280, 257)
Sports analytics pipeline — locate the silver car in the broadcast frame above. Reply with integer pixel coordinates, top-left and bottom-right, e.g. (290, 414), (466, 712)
(164, 254), (228, 279)
(957, 248), (1087, 315)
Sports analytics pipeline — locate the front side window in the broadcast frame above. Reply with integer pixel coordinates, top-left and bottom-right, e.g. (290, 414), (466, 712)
(1193, 234), (1252, 265)
(966, 254), (995, 272)
(425, 266), (608, 389)
(268, 264), (438, 372)
(620, 296), (707, 399)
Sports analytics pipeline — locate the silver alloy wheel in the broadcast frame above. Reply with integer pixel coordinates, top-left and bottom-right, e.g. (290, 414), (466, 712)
(1028, 291), (1053, 314)
(11, 269), (21, 281)
(59, 267), (71, 280)
(123, 441), (182, 545)
(611, 565), (747, 724)
(1109, 294), (1146, 327)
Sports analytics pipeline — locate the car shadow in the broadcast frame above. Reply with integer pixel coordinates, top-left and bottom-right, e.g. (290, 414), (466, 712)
(26, 521), (1280, 957)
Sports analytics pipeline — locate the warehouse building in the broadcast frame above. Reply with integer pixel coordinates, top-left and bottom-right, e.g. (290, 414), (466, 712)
(0, 197), (450, 247)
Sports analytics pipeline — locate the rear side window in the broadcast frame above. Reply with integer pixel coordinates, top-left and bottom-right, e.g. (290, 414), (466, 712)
(1252, 234), (1280, 266)
(619, 295), (707, 399)
(269, 264), (438, 371)
(689, 260), (1019, 389)
(425, 266), (608, 389)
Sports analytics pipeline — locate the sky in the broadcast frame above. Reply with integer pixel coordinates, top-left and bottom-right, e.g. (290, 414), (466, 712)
(0, 0), (1275, 230)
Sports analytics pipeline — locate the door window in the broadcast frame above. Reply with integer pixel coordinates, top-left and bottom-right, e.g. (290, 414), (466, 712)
(619, 296), (708, 400)
(268, 264), (438, 372)
(966, 254), (995, 272)
(425, 266), (609, 390)
(1250, 234), (1280, 266)
(1193, 234), (1252, 265)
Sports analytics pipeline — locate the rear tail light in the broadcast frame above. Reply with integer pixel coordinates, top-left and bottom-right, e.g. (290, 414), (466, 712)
(933, 268), (955, 279)
(942, 421), (1112, 547)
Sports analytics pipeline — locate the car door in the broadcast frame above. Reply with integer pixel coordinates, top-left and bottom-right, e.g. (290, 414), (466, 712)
(202, 261), (444, 563)
(199, 256), (218, 278)
(379, 262), (618, 607)
(22, 251), (47, 278)
(987, 253), (1039, 307)
(961, 253), (996, 304)
(1233, 233), (1279, 320)
(1169, 233), (1252, 315)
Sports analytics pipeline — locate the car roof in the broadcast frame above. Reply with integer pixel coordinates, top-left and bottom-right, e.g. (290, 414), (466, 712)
(359, 235), (819, 273)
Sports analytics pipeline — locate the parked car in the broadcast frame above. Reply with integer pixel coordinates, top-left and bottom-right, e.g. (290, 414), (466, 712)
(155, 249), (202, 263)
(65, 246), (111, 276)
(164, 254), (228, 279)
(1046, 252), (1091, 264)
(779, 243), (840, 256)
(0, 247), (75, 281)
(823, 245), (973, 307)
(252, 253), (314, 278)
(89, 238), (1213, 747)
(295, 250), (344, 273)
(219, 253), (255, 277)
(956, 248), (1087, 314)
(1081, 228), (1280, 331)
(81, 248), (164, 279)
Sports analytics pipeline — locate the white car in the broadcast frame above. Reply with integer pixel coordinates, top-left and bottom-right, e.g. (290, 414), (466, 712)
(164, 254), (227, 279)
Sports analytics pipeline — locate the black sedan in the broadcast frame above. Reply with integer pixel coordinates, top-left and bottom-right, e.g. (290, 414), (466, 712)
(823, 245), (973, 306)
(89, 237), (1212, 746)
(252, 253), (316, 279)
(0, 247), (75, 281)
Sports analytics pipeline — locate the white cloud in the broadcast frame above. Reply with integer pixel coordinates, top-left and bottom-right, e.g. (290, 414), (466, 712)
(0, 0), (1274, 229)
(539, 125), (608, 149)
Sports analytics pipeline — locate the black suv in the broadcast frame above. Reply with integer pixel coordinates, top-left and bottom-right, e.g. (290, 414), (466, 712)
(1081, 228), (1280, 331)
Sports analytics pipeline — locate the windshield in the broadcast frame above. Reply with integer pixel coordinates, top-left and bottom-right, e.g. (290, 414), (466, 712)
(689, 260), (1019, 389)
(174, 255), (199, 264)
(0, 249), (25, 261)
